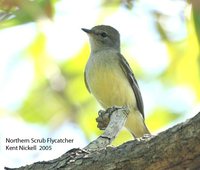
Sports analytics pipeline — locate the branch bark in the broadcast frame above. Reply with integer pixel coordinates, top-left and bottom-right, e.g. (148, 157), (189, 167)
(5, 112), (200, 170)
(84, 107), (128, 151)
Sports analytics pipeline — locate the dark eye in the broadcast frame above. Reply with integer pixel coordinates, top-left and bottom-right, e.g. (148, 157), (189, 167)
(101, 32), (108, 38)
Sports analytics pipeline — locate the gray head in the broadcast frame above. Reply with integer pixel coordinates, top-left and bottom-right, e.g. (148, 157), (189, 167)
(82, 25), (120, 53)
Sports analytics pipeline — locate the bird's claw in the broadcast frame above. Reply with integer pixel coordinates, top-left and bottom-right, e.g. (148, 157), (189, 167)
(96, 106), (123, 130)
(136, 134), (154, 141)
(96, 110), (111, 130)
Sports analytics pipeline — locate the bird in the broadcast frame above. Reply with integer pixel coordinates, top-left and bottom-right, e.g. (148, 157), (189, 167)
(82, 25), (150, 138)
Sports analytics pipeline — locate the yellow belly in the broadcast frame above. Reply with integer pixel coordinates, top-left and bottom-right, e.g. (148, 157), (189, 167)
(87, 65), (136, 109)
(88, 66), (149, 137)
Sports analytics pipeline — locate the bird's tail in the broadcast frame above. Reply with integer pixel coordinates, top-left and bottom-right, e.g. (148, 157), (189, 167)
(125, 110), (150, 138)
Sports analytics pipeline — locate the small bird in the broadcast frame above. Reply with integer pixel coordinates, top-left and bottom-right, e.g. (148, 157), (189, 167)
(82, 25), (150, 138)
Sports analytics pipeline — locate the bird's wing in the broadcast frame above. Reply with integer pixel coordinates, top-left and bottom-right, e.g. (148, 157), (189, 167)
(84, 69), (91, 93)
(118, 53), (144, 118)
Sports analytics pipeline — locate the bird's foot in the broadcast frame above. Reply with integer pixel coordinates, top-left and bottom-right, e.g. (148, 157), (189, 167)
(136, 134), (154, 141)
(96, 109), (111, 130)
(96, 106), (125, 130)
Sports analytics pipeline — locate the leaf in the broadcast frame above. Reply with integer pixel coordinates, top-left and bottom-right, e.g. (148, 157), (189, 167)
(146, 108), (181, 132)
(0, 0), (57, 29)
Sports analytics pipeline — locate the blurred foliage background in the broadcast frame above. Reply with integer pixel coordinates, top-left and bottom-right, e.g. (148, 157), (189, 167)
(0, 0), (200, 166)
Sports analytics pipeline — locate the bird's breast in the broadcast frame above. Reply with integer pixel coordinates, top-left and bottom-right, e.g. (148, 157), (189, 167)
(85, 52), (136, 109)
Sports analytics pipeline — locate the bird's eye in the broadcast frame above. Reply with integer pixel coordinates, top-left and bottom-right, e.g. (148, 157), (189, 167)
(101, 32), (108, 38)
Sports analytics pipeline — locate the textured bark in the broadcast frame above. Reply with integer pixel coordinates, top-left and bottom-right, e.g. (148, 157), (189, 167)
(84, 107), (128, 152)
(5, 112), (200, 170)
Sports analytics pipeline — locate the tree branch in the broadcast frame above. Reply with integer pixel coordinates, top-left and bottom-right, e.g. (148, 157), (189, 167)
(84, 107), (128, 152)
(5, 112), (200, 170)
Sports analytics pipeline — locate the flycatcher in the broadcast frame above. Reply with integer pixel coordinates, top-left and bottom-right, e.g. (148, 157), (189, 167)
(82, 25), (150, 138)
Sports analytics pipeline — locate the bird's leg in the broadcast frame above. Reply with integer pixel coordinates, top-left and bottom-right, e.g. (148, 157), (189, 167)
(96, 106), (128, 130)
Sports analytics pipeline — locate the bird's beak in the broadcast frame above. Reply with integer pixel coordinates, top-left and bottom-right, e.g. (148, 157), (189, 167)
(81, 28), (93, 34)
